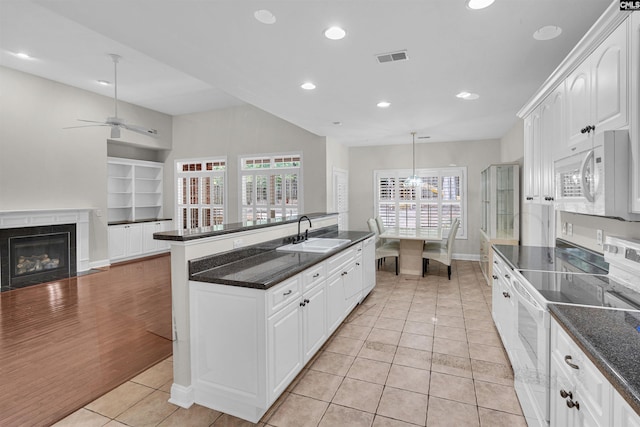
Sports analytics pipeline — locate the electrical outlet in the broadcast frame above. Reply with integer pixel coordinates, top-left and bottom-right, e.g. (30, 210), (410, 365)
(233, 239), (243, 248)
(567, 223), (573, 236)
(596, 229), (603, 246)
(562, 222), (567, 235)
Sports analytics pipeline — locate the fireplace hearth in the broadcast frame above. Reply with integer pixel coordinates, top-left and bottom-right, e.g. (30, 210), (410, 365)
(1, 224), (76, 291)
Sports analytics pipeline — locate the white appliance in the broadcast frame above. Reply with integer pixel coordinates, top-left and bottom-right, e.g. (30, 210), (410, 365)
(554, 130), (640, 220)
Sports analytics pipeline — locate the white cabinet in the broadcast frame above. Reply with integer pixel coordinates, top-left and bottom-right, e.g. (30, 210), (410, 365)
(613, 390), (640, 427)
(108, 157), (164, 223)
(630, 12), (640, 212)
(550, 317), (616, 427)
(523, 109), (541, 202)
(561, 20), (629, 160)
(189, 238), (375, 423)
(110, 220), (171, 262)
(491, 252), (515, 359)
(362, 236), (375, 297)
(268, 298), (303, 400)
(108, 223), (144, 261)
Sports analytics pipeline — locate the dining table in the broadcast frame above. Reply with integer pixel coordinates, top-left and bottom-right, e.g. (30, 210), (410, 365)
(379, 227), (443, 276)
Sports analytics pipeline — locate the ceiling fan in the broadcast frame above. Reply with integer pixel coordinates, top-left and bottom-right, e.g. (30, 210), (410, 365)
(65, 54), (158, 139)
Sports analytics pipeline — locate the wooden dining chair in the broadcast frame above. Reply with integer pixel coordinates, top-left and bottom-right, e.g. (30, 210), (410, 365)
(422, 218), (459, 279)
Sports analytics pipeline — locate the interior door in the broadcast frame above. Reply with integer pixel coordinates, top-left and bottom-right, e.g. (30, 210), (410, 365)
(333, 167), (349, 230)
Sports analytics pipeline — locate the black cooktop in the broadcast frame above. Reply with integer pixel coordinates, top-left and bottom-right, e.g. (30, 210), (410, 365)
(518, 270), (640, 311)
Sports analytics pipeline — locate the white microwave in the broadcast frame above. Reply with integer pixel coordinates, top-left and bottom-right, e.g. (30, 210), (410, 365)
(554, 130), (640, 220)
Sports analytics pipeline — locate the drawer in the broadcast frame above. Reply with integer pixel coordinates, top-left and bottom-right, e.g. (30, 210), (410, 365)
(303, 263), (326, 292)
(267, 275), (301, 316)
(326, 246), (355, 276)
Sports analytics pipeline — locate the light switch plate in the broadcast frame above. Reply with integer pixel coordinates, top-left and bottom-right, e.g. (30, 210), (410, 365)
(562, 222), (567, 235)
(233, 239), (243, 248)
(567, 223), (573, 236)
(596, 229), (603, 246)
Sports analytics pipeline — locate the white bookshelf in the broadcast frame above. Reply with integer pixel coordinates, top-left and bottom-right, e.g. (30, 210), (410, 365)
(107, 157), (163, 223)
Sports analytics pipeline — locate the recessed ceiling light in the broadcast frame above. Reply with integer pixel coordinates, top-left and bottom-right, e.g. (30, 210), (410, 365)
(533, 25), (563, 41)
(324, 26), (346, 40)
(333, 121), (342, 126)
(466, 0), (495, 10)
(377, 101), (391, 108)
(456, 91), (480, 100)
(13, 52), (33, 60)
(301, 82), (316, 90)
(97, 80), (111, 86)
(254, 9), (276, 24)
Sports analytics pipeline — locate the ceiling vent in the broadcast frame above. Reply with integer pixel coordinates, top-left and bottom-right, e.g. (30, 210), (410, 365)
(376, 50), (408, 64)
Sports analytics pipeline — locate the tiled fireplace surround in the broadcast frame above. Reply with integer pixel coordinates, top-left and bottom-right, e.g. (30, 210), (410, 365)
(0, 209), (91, 289)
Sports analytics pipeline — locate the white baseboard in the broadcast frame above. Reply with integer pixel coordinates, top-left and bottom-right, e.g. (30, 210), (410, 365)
(89, 259), (110, 270)
(169, 383), (195, 409)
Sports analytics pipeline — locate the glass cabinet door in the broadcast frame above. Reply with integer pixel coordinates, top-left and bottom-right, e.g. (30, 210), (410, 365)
(481, 164), (519, 241)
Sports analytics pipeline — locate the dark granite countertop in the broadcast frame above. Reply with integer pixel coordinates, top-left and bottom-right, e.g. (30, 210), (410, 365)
(493, 240), (608, 275)
(189, 229), (372, 289)
(154, 212), (338, 242)
(109, 218), (172, 226)
(549, 304), (640, 415)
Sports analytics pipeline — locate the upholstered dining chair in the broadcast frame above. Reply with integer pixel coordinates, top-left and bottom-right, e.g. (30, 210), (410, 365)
(422, 218), (460, 279)
(367, 218), (399, 275)
(375, 216), (400, 248)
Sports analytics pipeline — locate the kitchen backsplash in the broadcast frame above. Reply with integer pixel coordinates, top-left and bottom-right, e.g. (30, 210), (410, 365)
(556, 211), (640, 253)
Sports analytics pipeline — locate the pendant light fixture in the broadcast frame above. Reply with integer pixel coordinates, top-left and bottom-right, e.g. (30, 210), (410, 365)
(403, 132), (423, 188)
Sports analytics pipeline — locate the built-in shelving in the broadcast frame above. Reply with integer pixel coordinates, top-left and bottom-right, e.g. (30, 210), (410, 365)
(107, 157), (163, 223)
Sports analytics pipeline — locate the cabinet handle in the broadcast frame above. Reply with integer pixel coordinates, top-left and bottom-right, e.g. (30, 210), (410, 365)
(283, 290), (292, 296)
(304, 299), (310, 304)
(493, 260), (498, 264)
(300, 301), (306, 307)
(312, 273), (320, 278)
(492, 275), (498, 280)
(526, 197), (534, 201)
(566, 399), (580, 410)
(356, 262), (360, 266)
(504, 274), (511, 279)
(357, 248), (362, 252)
(560, 389), (573, 399)
(581, 126), (588, 134)
(341, 271), (348, 276)
(502, 292), (510, 299)
(564, 355), (579, 370)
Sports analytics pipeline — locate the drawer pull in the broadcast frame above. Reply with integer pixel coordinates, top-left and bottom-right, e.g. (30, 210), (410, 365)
(504, 274), (511, 279)
(300, 301), (306, 307)
(564, 355), (579, 370)
(566, 399), (580, 410)
(341, 271), (348, 276)
(304, 299), (310, 304)
(312, 273), (320, 278)
(560, 389), (573, 399)
(356, 262), (360, 266)
(492, 275), (498, 280)
(502, 292), (510, 299)
(283, 290), (293, 296)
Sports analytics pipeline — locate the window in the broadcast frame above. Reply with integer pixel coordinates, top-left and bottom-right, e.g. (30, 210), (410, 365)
(374, 167), (467, 238)
(240, 154), (302, 222)
(176, 159), (226, 229)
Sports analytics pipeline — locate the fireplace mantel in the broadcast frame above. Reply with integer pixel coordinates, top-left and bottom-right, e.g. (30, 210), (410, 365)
(0, 209), (92, 273)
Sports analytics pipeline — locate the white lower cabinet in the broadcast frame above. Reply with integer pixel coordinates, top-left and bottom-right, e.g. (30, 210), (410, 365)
(550, 317), (639, 427)
(109, 220), (171, 262)
(362, 236), (375, 296)
(189, 239), (375, 423)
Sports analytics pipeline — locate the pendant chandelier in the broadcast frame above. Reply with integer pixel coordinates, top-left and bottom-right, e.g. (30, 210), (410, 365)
(403, 132), (423, 187)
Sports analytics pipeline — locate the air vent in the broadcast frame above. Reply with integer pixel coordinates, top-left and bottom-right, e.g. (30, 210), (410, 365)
(376, 50), (408, 64)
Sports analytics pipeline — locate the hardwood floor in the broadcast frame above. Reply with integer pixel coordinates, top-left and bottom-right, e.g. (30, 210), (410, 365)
(0, 254), (173, 426)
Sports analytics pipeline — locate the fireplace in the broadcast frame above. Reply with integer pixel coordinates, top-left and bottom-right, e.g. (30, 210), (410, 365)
(1, 224), (76, 290)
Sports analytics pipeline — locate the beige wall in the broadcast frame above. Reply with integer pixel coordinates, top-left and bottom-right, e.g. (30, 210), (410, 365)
(0, 66), (172, 263)
(500, 119), (524, 164)
(168, 105), (327, 222)
(348, 139), (501, 258)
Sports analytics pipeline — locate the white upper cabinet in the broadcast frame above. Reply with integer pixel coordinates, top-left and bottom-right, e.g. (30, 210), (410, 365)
(540, 84), (565, 203)
(631, 12), (640, 213)
(523, 109), (541, 202)
(560, 20), (629, 160)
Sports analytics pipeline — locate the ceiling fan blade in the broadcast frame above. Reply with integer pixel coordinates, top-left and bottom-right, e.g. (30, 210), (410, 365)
(63, 124), (110, 129)
(77, 119), (107, 124)
(122, 123), (159, 137)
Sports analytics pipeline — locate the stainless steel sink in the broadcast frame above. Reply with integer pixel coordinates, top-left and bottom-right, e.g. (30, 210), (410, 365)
(276, 238), (351, 254)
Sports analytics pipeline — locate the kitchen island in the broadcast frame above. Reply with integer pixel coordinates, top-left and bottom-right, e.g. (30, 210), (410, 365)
(154, 213), (375, 421)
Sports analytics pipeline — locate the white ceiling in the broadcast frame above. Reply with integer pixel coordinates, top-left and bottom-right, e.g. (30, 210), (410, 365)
(0, 0), (612, 146)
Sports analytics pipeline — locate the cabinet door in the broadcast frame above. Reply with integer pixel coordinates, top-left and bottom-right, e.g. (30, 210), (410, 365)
(613, 389), (640, 427)
(126, 224), (144, 258)
(540, 86), (564, 202)
(550, 351), (577, 427)
(268, 301), (302, 400)
(108, 225), (127, 260)
(632, 13), (640, 213)
(142, 222), (159, 253)
(566, 62), (592, 153)
(523, 110), (541, 202)
(592, 20), (628, 133)
(157, 220), (172, 251)
(362, 237), (375, 296)
(326, 273), (346, 334)
(302, 283), (326, 363)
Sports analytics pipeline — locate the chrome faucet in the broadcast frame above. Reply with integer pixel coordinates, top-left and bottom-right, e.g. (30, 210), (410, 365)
(293, 215), (312, 244)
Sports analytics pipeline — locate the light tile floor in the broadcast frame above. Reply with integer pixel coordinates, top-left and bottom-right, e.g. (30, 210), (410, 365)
(54, 260), (527, 427)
